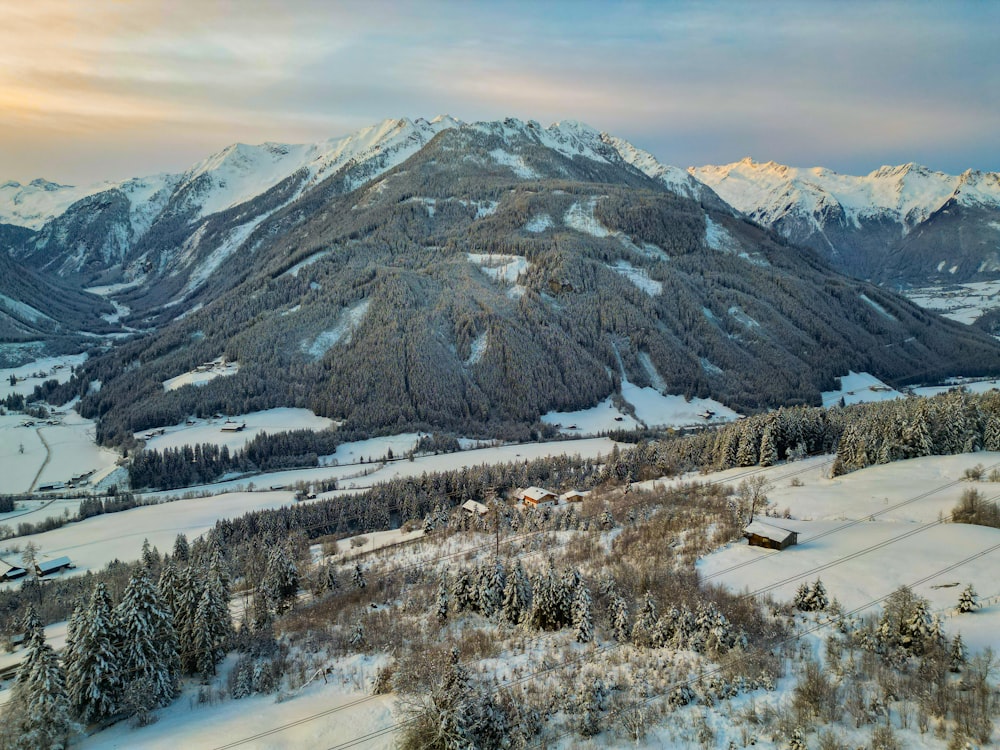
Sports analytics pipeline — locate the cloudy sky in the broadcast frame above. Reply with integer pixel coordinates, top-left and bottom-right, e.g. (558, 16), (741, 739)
(2, 1), (997, 185)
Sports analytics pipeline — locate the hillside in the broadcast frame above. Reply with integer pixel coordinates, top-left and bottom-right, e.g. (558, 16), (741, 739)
(691, 159), (1000, 284)
(50, 119), (1000, 446)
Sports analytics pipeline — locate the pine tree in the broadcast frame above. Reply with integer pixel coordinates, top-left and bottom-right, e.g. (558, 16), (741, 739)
(758, 425), (778, 467)
(263, 543), (299, 613)
(5, 630), (75, 749)
(501, 561), (531, 625)
(572, 581), (594, 643)
(632, 591), (659, 648)
(436, 568), (450, 625)
(957, 584), (979, 613)
(115, 571), (177, 710)
(64, 582), (122, 724)
(174, 566), (204, 673)
(173, 533), (190, 563)
(610, 594), (630, 643)
(949, 633), (966, 672)
(352, 563), (367, 590)
(192, 581), (229, 681)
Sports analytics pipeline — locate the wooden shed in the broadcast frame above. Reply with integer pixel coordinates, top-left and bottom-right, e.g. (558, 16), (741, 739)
(744, 521), (798, 550)
(462, 500), (489, 516)
(559, 490), (587, 503)
(0, 562), (28, 581)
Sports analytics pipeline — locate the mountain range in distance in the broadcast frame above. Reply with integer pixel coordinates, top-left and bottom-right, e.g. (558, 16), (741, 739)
(2, 116), (1000, 444)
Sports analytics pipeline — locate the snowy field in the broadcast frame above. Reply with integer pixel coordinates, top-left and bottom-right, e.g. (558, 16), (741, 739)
(0, 409), (119, 495)
(820, 370), (904, 407)
(904, 279), (1000, 324)
(0, 353), (87, 399)
(319, 433), (422, 465)
(696, 452), (1000, 652)
(137, 408), (336, 452)
(543, 379), (737, 435)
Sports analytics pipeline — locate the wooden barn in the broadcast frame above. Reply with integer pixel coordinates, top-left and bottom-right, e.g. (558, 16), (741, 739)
(462, 500), (489, 516)
(0, 561), (28, 581)
(744, 521), (798, 550)
(35, 556), (74, 577)
(559, 490), (587, 503)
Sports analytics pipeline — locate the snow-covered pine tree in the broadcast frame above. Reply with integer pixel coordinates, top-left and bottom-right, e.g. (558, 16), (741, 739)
(64, 582), (122, 724)
(436, 568), (450, 625)
(957, 584), (979, 613)
(758, 425), (778, 467)
(173, 533), (190, 563)
(610, 594), (630, 643)
(501, 560), (531, 625)
(5, 629), (75, 750)
(984, 414), (1000, 452)
(263, 543), (299, 613)
(450, 568), (473, 613)
(352, 562), (367, 590)
(572, 581), (594, 643)
(949, 633), (966, 672)
(141, 538), (159, 572)
(478, 558), (506, 619)
(174, 565), (203, 673)
(192, 582), (228, 681)
(115, 570), (177, 709)
(632, 591), (659, 648)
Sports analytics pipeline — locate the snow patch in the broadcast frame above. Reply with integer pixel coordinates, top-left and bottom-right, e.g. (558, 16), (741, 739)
(727, 305), (760, 329)
(303, 299), (370, 359)
(467, 253), (530, 284)
(465, 332), (488, 366)
(610, 260), (662, 296)
(285, 249), (331, 277)
(563, 198), (609, 237)
(138, 408), (336, 453)
(859, 293), (897, 321)
(523, 214), (554, 233)
(488, 148), (540, 179)
(0, 294), (53, 324)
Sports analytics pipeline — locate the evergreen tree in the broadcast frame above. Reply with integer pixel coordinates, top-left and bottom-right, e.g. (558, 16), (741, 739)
(5, 630), (75, 750)
(957, 584), (979, 613)
(632, 591), (659, 648)
(192, 580), (230, 681)
(758, 425), (778, 467)
(501, 561), (531, 625)
(352, 563), (367, 590)
(173, 533), (190, 563)
(115, 571), (177, 710)
(572, 581), (594, 643)
(263, 543), (299, 614)
(610, 594), (630, 643)
(436, 568), (450, 625)
(174, 566), (203, 673)
(64, 583), (122, 724)
(949, 633), (966, 672)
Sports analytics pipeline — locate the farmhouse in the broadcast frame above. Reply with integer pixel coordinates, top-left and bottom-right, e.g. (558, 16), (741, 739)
(35, 556), (74, 577)
(517, 486), (557, 508)
(744, 521), (798, 550)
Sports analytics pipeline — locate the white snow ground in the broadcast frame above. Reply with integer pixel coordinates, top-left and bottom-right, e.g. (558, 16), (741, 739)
(0, 354), (87, 399)
(903, 280), (1000, 325)
(162, 358), (240, 392)
(820, 370), (904, 407)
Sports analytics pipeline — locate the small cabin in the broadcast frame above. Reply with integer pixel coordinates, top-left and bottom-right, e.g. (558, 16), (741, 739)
(462, 500), (489, 516)
(744, 521), (798, 551)
(518, 486), (557, 508)
(559, 490), (587, 504)
(35, 556), (74, 577)
(220, 421), (246, 432)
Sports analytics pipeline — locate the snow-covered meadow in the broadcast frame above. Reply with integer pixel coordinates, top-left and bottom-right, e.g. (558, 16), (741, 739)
(136, 408), (336, 452)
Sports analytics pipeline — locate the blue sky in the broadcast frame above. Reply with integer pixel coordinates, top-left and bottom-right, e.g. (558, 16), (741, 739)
(1, 1), (997, 184)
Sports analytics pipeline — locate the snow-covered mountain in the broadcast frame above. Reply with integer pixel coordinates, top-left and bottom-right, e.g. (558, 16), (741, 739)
(3, 116), (729, 318)
(691, 158), (1000, 283)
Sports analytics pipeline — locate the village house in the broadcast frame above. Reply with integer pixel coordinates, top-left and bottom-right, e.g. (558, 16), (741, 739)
(517, 486), (558, 508)
(559, 490), (587, 503)
(744, 520), (798, 550)
(461, 500), (489, 516)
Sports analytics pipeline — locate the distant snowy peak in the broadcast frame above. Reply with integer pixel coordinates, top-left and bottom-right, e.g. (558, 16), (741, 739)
(691, 157), (1000, 229)
(0, 178), (109, 230)
(601, 133), (713, 201)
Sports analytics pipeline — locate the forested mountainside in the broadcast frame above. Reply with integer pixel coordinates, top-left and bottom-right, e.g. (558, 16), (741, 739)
(691, 159), (1000, 285)
(0, 240), (117, 365)
(37, 120), (1000, 446)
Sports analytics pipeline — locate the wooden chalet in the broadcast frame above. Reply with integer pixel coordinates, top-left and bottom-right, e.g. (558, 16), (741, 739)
(220, 421), (247, 432)
(744, 521), (798, 550)
(518, 486), (557, 508)
(559, 490), (587, 503)
(35, 556), (74, 577)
